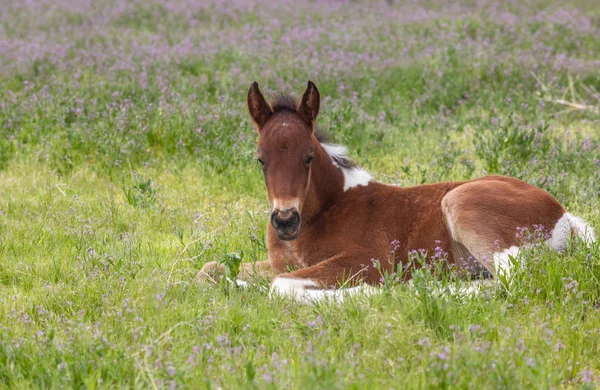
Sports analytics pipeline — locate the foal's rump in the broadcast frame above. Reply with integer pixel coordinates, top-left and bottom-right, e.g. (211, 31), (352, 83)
(442, 175), (596, 276)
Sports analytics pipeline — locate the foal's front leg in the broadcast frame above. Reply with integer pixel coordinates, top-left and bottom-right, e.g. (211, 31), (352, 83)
(196, 260), (275, 284)
(197, 238), (296, 284)
(269, 250), (386, 301)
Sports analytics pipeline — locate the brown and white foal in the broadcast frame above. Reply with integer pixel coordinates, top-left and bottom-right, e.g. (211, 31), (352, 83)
(198, 81), (596, 301)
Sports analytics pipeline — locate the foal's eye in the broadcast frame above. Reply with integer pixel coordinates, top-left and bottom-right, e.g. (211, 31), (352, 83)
(306, 154), (314, 165)
(257, 158), (265, 167)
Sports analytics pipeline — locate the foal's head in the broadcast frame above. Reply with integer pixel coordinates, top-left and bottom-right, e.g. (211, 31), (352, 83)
(247, 81), (320, 241)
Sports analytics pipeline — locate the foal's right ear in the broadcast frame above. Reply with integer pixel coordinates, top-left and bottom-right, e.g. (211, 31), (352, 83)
(247, 82), (273, 130)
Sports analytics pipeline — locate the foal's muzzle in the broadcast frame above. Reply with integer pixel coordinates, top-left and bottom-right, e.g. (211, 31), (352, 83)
(271, 208), (301, 240)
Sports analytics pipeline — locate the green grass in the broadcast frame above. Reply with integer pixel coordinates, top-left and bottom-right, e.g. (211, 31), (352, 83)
(1, 0), (600, 388)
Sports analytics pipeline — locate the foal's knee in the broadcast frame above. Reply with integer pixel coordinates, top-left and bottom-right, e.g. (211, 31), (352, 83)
(196, 261), (224, 284)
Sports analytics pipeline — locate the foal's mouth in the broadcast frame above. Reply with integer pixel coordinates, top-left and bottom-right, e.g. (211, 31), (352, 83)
(275, 228), (300, 241)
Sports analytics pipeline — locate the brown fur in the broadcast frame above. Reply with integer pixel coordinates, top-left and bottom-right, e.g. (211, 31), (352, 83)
(198, 82), (568, 289)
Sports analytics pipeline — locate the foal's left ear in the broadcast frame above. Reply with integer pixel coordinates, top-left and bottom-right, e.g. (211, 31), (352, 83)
(297, 81), (320, 128)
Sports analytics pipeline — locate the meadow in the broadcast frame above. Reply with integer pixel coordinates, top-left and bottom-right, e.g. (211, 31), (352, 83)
(1, 0), (600, 388)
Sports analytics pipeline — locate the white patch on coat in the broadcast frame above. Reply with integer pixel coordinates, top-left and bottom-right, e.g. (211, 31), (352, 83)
(341, 168), (373, 191)
(224, 277), (250, 288)
(269, 277), (319, 298)
(321, 143), (373, 191)
(492, 246), (520, 278)
(269, 277), (378, 303)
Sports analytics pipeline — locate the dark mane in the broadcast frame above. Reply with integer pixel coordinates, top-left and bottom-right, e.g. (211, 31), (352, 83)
(316, 130), (356, 169)
(328, 150), (356, 170)
(271, 94), (298, 113)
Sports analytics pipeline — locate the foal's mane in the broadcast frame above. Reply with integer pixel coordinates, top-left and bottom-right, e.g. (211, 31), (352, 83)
(270, 93), (356, 170)
(271, 94), (298, 113)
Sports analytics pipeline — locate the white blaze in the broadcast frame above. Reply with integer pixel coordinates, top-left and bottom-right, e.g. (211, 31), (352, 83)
(272, 198), (300, 212)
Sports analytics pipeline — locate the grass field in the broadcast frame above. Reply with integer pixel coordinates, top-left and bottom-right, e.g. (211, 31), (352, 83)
(1, 0), (600, 388)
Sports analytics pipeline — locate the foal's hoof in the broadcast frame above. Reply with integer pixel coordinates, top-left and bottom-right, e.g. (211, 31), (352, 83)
(196, 261), (224, 284)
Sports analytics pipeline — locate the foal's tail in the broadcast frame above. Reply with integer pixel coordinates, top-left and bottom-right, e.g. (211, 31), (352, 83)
(549, 212), (596, 252)
(565, 212), (597, 246)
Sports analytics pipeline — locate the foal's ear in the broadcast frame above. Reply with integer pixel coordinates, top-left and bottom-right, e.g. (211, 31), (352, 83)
(297, 80), (320, 128)
(247, 82), (273, 129)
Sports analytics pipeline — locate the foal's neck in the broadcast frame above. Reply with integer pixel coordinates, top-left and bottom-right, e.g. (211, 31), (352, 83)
(301, 140), (345, 223)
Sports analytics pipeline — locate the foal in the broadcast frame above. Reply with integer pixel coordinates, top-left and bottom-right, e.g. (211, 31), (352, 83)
(198, 81), (596, 301)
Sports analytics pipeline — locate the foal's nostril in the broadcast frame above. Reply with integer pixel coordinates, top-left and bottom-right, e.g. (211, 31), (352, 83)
(270, 211), (278, 228)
